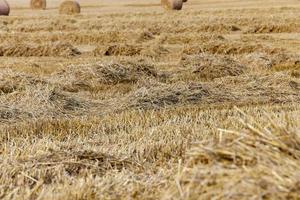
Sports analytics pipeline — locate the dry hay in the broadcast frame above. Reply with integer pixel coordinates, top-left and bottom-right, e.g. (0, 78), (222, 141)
(183, 41), (284, 55)
(0, 107), (32, 123)
(239, 53), (300, 71)
(15, 149), (141, 181)
(2, 31), (136, 46)
(30, 0), (46, 10)
(0, 70), (47, 94)
(0, 70), (94, 122)
(10, 18), (79, 33)
(213, 73), (300, 105)
(161, 0), (183, 10)
(48, 90), (90, 112)
(159, 33), (225, 45)
(59, 1), (81, 15)
(55, 60), (158, 92)
(179, 54), (246, 80)
(165, 109), (300, 199)
(245, 23), (300, 34)
(0, 0), (9, 16)
(127, 82), (211, 109)
(96, 44), (143, 56)
(0, 79), (20, 94)
(127, 73), (300, 110)
(0, 42), (81, 57)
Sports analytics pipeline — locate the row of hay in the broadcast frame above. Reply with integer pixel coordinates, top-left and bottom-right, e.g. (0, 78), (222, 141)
(93, 43), (169, 58)
(0, 31), (224, 47)
(53, 60), (159, 93)
(0, 31), (139, 45)
(123, 72), (300, 110)
(179, 54), (246, 80)
(179, 52), (300, 78)
(6, 17), (299, 34)
(182, 41), (284, 55)
(0, 42), (80, 57)
(0, 68), (299, 122)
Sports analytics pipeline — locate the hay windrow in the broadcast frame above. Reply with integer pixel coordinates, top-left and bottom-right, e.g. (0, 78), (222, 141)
(239, 53), (300, 71)
(0, 31), (138, 45)
(54, 60), (159, 93)
(179, 53), (246, 80)
(183, 41), (284, 55)
(159, 33), (225, 45)
(0, 42), (81, 57)
(126, 82), (211, 109)
(126, 73), (300, 110)
(98, 44), (143, 56)
(245, 23), (300, 33)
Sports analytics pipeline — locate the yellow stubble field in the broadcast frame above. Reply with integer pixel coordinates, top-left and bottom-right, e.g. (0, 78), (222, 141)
(0, 0), (299, 199)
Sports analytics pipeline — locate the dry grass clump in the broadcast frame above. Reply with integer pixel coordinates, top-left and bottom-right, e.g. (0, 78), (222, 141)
(179, 54), (246, 80)
(94, 44), (143, 56)
(165, 109), (300, 199)
(0, 42), (81, 57)
(0, 0), (10, 16)
(0, 73), (94, 122)
(48, 89), (91, 112)
(54, 60), (159, 92)
(0, 79), (21, 94)
(0, 69), (46, 94)
(59, 1), (80, 15)
(0, 107), (32, 123)
(127, 82), (211, 109)
(161, 0), (183, 10)
(30, 0), (46, 10)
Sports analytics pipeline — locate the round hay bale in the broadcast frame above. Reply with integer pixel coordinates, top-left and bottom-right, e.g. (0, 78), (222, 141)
(161, 0), (183, 10)
(30, 0), (46, 10)
(59, 1), (80, 15)
(0, 0), (10, 16)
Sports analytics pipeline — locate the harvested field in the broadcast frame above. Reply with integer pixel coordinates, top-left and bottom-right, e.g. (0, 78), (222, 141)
(0, 0), (300, 199)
